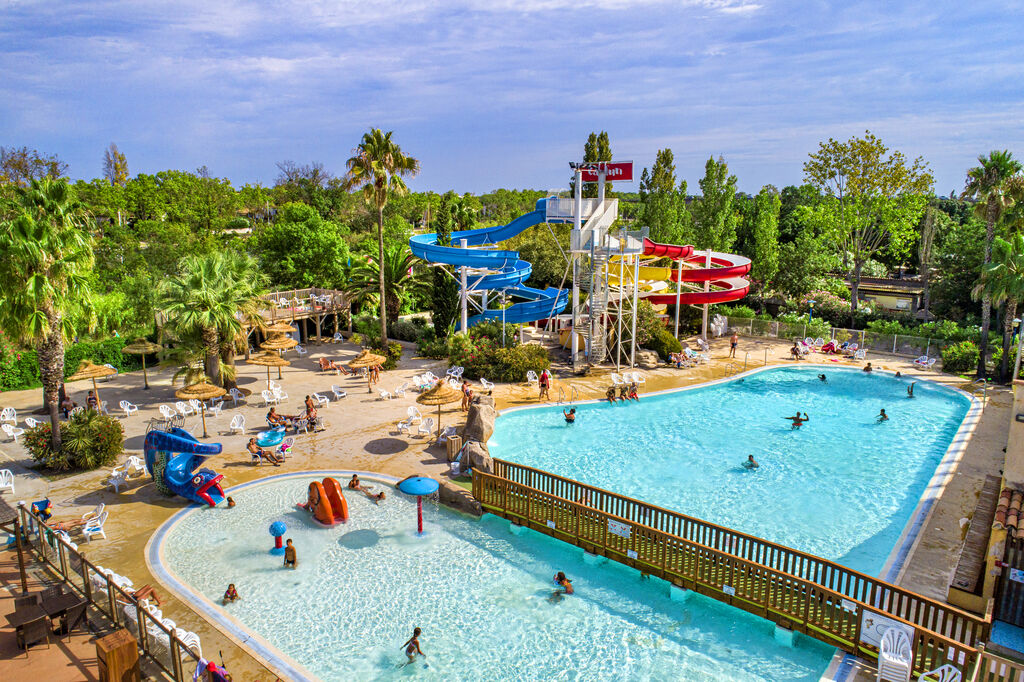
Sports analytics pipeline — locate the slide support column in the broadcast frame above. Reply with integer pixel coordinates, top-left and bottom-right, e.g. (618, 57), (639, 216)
(701, 249), (711, 341)
(460, 238), (469, 333)
(571, 168), (582, 372)
(673, 257), (683, 340)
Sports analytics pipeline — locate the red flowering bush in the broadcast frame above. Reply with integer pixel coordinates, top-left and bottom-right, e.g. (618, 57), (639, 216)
(24, 410), (124, 471)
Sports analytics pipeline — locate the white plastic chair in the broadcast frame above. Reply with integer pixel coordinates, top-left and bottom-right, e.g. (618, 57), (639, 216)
(102, 363), (118, 381)
(229, 414), (245, 434)
(24, 417), (41, 428)
(104, 467), (129, 493)
(437, 425), (457, 443)
(69, 406), (84, 416)
(447, 378), (460, 390)
(394, 383), (408, 398)
(205, 399), (223, 418)
(396, 419), (412, 434)
(407, 406), (423, 424)
(847, 343), (859, 352)
(480, 377), (494, 390)
(120, 400), (139, 417)
(229, 388), (246, 406)
(0, 469), (14, 494)
(269, 379), (280, 391)
(295, 345), (307, 356)
(423, 371), (440, 383)
(378, 389), (393, 400)
(188, 399), (203, 415)
(626, 371), (646, 384)
(610, 373), (624, 386)
(526, 371), (538, 385)
(0, 407), (16, 424)
(417, 418), (435, 436)
(125, 456), (147, 477)
(81, 503), (104, 522)
(261, 390), (279, 407)
(814, 337), (825, 346)
(312, 393), (329, 407)
(83, 510), (108, 541)
(804, 336), (814, 346)
(331, 385), (347, 400)
(272, 387), (289, 403)
(175, 401), (195, 417)
(2, 423), (25, 442)
(159, 404), (176, 420)
(854, 349), (867, 360)
(877, 627), (912, 682)
(333, 332), (343, 343)
(919, 664), (961, 682)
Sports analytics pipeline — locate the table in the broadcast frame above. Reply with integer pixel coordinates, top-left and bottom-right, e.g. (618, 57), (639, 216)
(42, 592), (83, 618)
(4, 604), (45, 629)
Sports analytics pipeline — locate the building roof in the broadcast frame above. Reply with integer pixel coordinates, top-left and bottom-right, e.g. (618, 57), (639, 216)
(994, 486), (1024, 536)
(840, 275), (925, 295)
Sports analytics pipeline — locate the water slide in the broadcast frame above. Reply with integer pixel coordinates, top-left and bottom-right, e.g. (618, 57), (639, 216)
(611, 238), (751, 305)
(144, 428), (225, 507)
(410, 197), (568, 326)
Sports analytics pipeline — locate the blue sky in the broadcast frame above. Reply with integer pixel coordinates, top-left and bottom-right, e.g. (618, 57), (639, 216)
(1, 0), (1021, 195)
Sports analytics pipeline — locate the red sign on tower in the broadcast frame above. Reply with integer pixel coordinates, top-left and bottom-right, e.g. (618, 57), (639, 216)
(580, 161), (634, 183)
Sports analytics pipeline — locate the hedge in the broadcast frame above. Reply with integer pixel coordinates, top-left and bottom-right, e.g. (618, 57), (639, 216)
(0, 337), (146, 392)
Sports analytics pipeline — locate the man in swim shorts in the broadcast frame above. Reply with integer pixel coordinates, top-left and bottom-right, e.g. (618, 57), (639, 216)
(786, 412), (809, 428)
(877, 408), (888, 422)
(563, 408), (576, 423)
(863, 362), (873, 372)
(248, 437), (282, 465)
(284, 538), (297, 568)
(744, 455), (759, 469)
(729, 331), (739, 358)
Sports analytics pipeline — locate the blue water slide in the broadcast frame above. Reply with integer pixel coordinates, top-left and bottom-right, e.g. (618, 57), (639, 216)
(409, 198), (568, 325)
(144, 428), (225, 506)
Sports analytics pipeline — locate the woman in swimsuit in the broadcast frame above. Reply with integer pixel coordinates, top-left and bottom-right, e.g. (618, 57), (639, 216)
(402, 627), (425, 663)
(563, 408), (576, 423)
(348, 474), (369, 492)
(553, 571), (574, 595)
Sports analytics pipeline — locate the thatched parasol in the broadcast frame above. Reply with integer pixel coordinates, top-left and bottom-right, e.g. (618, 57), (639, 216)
(66, 360), (118, 406)
(264, 321), (298, 335)
(175, 382), (227, 438)
(416, 381), (462, 436)
(246, 352), (291, 388)
(122, 338), (162, 389)
(348, 349), (387, 393)
(261, 335), (298, 351)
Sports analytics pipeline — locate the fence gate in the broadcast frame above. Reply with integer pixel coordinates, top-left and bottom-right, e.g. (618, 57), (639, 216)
(995, 536), (1024, 627)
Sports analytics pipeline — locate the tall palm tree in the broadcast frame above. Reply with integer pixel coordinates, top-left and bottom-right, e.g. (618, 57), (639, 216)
(961, 150), (1022, 377)
(451, 194), (477, 231)
(345, 242), (426, 330)
(159, 252), (267, 386)
(0, 179), (94, 451)
(344, 129), (420, 345)
(974, 234), (1024, 382)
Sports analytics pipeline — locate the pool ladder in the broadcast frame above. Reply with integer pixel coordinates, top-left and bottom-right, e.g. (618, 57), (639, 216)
(558, 385), (580, 405)
(972, 378), (990, 408)
(723, 362), (742, 377)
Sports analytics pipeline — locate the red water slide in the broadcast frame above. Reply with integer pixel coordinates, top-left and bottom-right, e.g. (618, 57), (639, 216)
(640, 238), (752, 305)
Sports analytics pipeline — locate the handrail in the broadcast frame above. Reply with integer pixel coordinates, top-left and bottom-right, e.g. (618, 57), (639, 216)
(557, 386), (566, 405)
(473, 470), (980, 676)
(487, 458), (988, 647)
(570, 385), (580, 404)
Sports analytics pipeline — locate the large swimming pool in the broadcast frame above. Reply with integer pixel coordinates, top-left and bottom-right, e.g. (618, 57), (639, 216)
(152, 473), (834, 681)
(489, 367), (973, 575)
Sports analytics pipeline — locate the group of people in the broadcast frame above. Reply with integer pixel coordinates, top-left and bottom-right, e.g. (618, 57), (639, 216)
(265, 396), (321, 433)
(349, 474), (386, 504)
(60, 390), (100, 417)
(605, 382), (640, 403)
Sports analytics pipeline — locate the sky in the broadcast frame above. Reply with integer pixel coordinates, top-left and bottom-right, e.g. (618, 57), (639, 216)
(1, 0), (1021, 196)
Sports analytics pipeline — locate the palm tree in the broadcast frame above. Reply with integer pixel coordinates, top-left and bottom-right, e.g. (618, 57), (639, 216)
(961, 150), (1022, 377)
(974, 234), (1024, 382)
(344, 129), (420, 345)
(0, 179), (94, 451)
(159, 252), (267, 387)
(345, 242), (426, 330)
(451, 194), (477, 231)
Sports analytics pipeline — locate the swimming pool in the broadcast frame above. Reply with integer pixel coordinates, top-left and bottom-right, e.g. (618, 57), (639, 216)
(151, 473), (835, 681)
(488, 366), (974, 576)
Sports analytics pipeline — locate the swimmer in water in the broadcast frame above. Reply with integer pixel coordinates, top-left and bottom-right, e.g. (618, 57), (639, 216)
(818, 374), (827, 382)
(554, 571), (574, 595)
(895, 371), (902, 379)
(402, 627), (425, 664)
(786, 412), (809, 428)
(563, 408), (576, 423)
(743, 455), (759, 469)
(907, 382), (915, 398)
(877, 408), (889, 422)
(863, 362), (873, 372)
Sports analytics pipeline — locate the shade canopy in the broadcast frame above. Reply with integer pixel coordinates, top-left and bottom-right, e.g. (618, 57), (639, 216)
(264, 321), (298, 334)
(348, 349), (386, 369)
(246, 352), (291, 368)
(67, 360), (117, 382)
(398, 476), (440, 496)
(122, 339), (162, 355)
(261, 335), (298, 351)
(174, 382), (227, 401)
(416, 381), (461, 406)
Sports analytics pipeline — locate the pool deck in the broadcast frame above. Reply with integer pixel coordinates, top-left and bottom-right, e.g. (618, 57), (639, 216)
(0, 334), (1010, 680)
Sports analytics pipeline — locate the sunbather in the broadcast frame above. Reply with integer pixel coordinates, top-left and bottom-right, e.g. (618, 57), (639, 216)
(627, 383), (640, 401)
(247, 438), (282, 465)
(790, 343), (802, 360)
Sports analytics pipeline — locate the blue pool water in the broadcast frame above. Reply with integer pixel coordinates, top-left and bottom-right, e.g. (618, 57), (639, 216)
(489, 367), (971, 575)
(156, 474), (834, 681)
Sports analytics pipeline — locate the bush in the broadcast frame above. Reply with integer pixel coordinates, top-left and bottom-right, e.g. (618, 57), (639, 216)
(726, 305), (756, 319)
(445, 332), (549, 382)
(24, 410), (124, 471)
(941, 340), (979, 374)
(373, 341), (403, 371)
(417, 328), (449, 359)
(646, 327), (681, 361)
(391, 320), (423, 343)
(468, 320), (521, 347)
(0, 335), (145, 392)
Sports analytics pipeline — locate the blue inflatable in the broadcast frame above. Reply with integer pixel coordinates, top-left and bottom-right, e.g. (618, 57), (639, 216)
(144, 428), (225, 507)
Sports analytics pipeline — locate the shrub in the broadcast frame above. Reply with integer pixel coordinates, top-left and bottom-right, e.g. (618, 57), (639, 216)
(368, 341), (403, 371)
(941, 340), (979, 375)
(417, 329), (449, 359)
(468, 320), (521, 347)
(391, 320), (422, 343)
(646, 327), (681, 361)
(24, 410), (124, 472)
(0, 335), (145, 392)
(349, 333), (363, 347)
(444, 331), (549, 382)
(726, 305), (756, 319)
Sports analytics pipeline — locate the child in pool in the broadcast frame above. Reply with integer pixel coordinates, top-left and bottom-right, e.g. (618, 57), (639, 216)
(402, 627), (425, 664)
(553, 571), (574, 595)
(284, 539), (297, 568)
(223, 584), (239, 604)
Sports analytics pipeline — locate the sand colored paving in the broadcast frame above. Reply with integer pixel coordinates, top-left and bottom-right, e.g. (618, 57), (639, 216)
(0, 335), (1009, 680)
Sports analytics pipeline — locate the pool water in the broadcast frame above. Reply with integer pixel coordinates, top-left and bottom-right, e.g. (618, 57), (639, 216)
(157, 474), (834, 681)
(489, 367), (971, 575)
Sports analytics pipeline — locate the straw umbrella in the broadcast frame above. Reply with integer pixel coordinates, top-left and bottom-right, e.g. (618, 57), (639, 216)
(66, 361), (118, 408)
(246, 352), (291, 389)
(122, 338), (162, 389)
(264, 321), (297, 335)
(348, 349), (386, 393)
(175, 382), (227, 438)
(260, 335), (298, 379)
(416, 381), (462, 437)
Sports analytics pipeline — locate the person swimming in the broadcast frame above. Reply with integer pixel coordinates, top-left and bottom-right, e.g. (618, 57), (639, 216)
(222, 583), (239, 604)
(553, 571), (574, 595)
(895, 371), (902, 379)
(818, 373), (827, 382)
(402, 627), (425, 664)
(863, 362), (873, 372)
(785, 411), (809, 428)
(907, 382), (915, 398)
(743, 455), (759, 469)
(877, 408), (888, 422)
(564, 408), (576, 423)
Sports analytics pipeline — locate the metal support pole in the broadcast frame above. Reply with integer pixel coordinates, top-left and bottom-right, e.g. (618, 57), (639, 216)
(459, 238), (469, 334)
(1014, 328), (1023, 382)
(701, 249), (712, 341)
(571, 168), (582, 371)
(673, 257), (683, 339)
(631, 255), (639, 367)
(617, 240), (625, 371)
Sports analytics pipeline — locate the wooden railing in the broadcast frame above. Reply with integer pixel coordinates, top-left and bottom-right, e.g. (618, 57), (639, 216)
(974, 647), (1024, 681)
(475, 463), (993, 677)
(14, 504), (202, 681)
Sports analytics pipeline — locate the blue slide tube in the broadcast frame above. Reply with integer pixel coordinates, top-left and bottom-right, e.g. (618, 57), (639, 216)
(409, 198), (568, 326)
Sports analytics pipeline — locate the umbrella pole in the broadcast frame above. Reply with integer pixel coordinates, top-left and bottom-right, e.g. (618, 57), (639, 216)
(92, 378), (100, 410)
(201, 407), (209, 438)
(437, 404), (442, 436)
(267, 366), (271, 389)
(367, 372), (372, 394)
(142, 355), (150, 390)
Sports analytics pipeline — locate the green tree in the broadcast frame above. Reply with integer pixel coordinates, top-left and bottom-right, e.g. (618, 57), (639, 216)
(803, 131), (933, 316)
(774, 230), (838, 299)
(973, 234), (1024, 381)
(0, 179), (94, 450)
(961, 150), (1022, 377)
(159, 252), (267, 386)
(571, 131), (613, 198)
(344, 128), (420, 344)
(345, 241), (425, 326)
(251, 202), (350, 289)
(691, 156), (738, 251)
(102, 143), (129, 187)
(750, 186), (781, 292)
(638, 149), (691, 244)
(431, 192), (461, 336)
(0, 146), (67, 187)
(917, 205), (953, 315)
